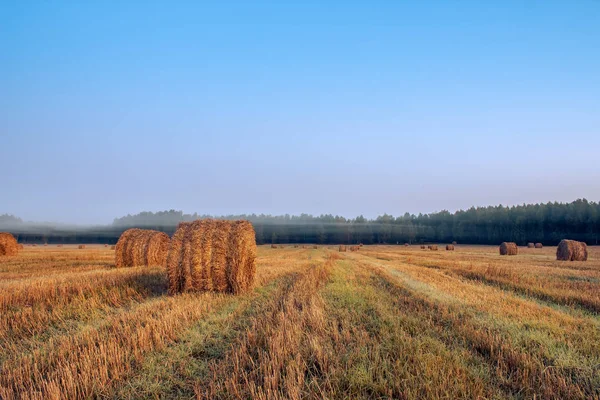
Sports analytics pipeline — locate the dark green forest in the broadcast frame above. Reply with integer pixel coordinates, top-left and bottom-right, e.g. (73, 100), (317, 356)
(2, 199), (600, 245)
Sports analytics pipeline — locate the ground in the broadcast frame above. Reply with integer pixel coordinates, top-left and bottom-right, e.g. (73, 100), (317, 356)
(1, 244), (599, 399)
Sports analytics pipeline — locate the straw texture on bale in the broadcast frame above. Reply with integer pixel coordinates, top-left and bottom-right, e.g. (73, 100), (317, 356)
(527, 243), (534, 248)
(556, 239), (587, 261)
(18, 243), (24, 250)
(0, 233), (19, 256)
(535, 243), (543, 249)
(446, 245), (454, 251)
(339, 245), (347, 252)
(166, 220), (256, 295)
(499, 242), (518, 256)
(430, 245), (438, 251)
(78, 245), (86, 249)
(115, 228), (170, 268)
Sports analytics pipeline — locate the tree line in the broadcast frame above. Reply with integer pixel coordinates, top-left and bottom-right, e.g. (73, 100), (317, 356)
(3, 199), (599, 245)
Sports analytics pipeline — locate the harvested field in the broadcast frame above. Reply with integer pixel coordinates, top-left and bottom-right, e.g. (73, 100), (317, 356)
(1, 244), (599, 399)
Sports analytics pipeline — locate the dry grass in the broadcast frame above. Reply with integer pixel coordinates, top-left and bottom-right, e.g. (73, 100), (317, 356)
(1, 244), (599, 399)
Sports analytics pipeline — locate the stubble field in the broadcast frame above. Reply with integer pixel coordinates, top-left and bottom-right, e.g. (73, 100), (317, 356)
(1, 244), (599, 399)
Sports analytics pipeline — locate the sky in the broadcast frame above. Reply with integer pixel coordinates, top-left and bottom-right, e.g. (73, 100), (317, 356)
(1, 1), (599, 225)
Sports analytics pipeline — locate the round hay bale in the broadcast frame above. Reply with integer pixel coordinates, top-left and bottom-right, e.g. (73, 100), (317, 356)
(420, 245), (426, 249)
(535, 243), (543, 249)
(499, 242), (518, 256)
(446, 245), (455, 251)
(404, 243), (409, 247)
(115, 228), (170, 268)
(430, 245), (438, 251)
(271, 244), (277, 249)
(527, 242), (534, 248)
(452, 241), (457, 245)
(110, 245), (116, 250)
(313, 245), (318, 249)
(78, 245), (86, 249)
(294, 245), (299, 248)
(166, 219), (256, 295)
(0, 233), (19, 256)
(338, 245), (347, 252)
(556, 239), (587, 261)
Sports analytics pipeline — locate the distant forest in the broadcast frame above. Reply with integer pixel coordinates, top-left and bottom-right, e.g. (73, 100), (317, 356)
(2, 199), (600, 245)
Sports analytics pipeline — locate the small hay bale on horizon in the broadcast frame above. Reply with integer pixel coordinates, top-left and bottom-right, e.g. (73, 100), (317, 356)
(0, 233), (19, 256)
(78, 245), (86, 249)
(166, 219), (256, 295)
(535, 243), (543, 249)
(452, 241), (457, 245)
(404, 243), (409, 247)
(446, 244), (454, 251)
(556, 239), (587, 261)
(527, 243), (534, 248)
(430, 245), (438, 251)
(271, 244), (277, 249)
(339, 245), (347, 252)
(420, 245), (426, 249)
(499, 242), (518, 256)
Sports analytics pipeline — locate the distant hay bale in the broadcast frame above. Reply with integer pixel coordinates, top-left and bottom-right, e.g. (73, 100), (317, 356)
(78, 245), (86, 249)
(420, 245), (425, 249)
(166, 219), (256, 295)
(499, 242), (518, 256)
(104, 244), (108, 248)
(556, 239), (587, 261)
(446, 245), (454, 251)
(452, 241), (457, 245)
(430, 245), (438, 251)
(110, 245), (116, 250)
(527, 242), (534, 248)
(294, 245), (299, 248)
(302, 245), (308, 249)
(313, 245), (318, 249)
(339, 245), (347, 252)
(115, 228), (170, 268)
(359, 243), (363, 247)
(427, 245), (432, 250)
(57, 244), (63, 247)
(535, 243), (543, 249)
(271, 244), (277, 249)
(0, 233), (19, 256)
(349, 245), (360, 251)
(404, 243), (409, 247)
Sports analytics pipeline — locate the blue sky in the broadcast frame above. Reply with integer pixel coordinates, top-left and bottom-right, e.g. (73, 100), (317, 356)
(1, 1), (599, 224)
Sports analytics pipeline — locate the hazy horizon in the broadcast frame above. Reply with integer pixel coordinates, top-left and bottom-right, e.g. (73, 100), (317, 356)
(3, 2), (599, 225)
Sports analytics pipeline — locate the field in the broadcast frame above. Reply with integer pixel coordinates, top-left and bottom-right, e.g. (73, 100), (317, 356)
(1, 244), (599, 399)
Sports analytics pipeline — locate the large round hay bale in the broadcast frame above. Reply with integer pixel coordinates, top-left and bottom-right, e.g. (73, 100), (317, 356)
(556, 239), (587, 261)
(527, 242), (534, 248)
(446, 244), (454, 251)
(0, 233), (19, 256)
(535, 243), (543, 249)
(166, 219), (256, 295)
(115, 228), (170, 268)
(499, 242), (518, 256)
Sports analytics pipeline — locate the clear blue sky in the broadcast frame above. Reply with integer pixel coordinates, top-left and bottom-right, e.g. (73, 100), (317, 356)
(2, 1), (599, 224)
